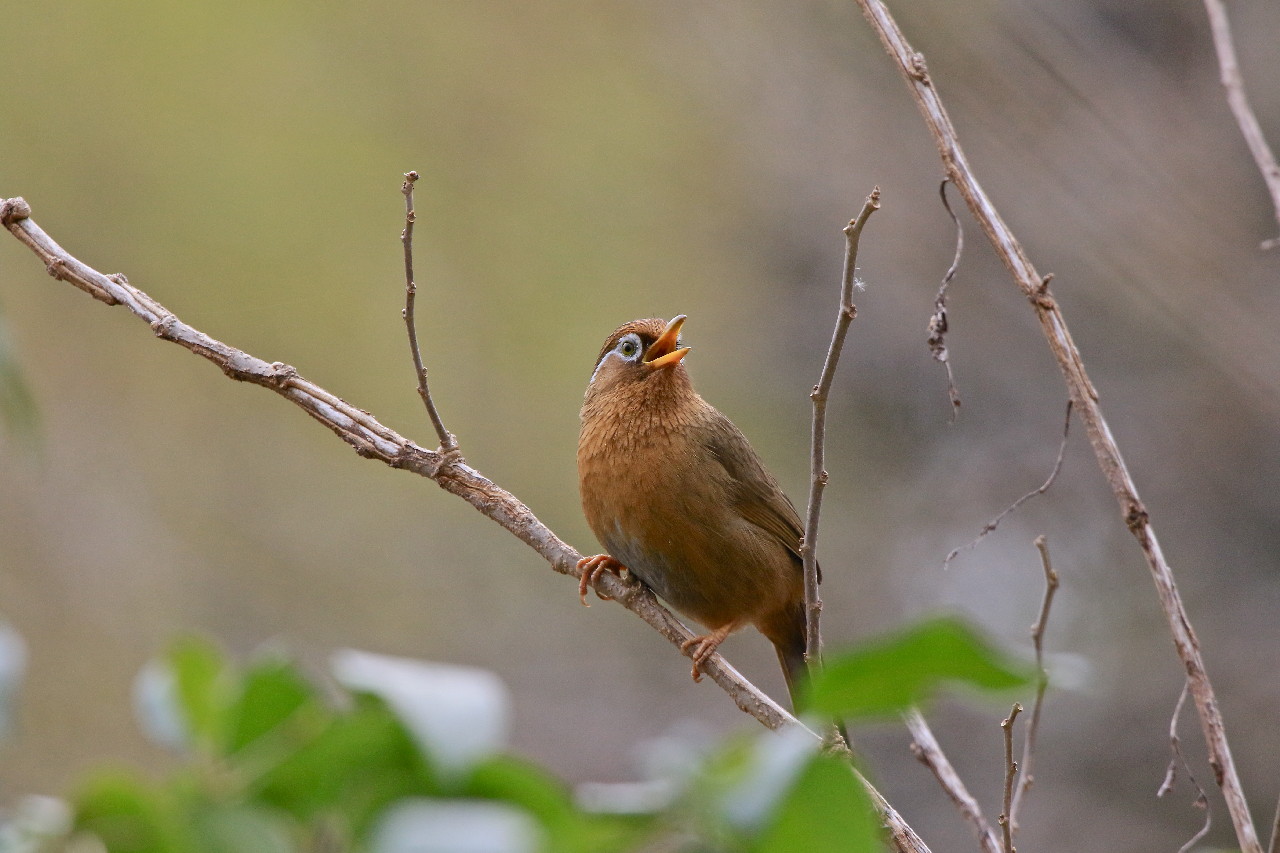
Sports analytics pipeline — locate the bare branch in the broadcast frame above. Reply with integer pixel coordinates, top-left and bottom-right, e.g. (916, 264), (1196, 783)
(400, 171), (458, 453)
(927, 179), (962, 419)
(997, 703), (1023, 853)
(905, 709), (1002, 853)
(0, 195), (932, 853)
(803, 187), (880, 662)
(943, 401), (1072, 570)
(1158, 681), (1213, 853)
(851, 3), (1262, 848)
(1202, 0), (1280, 250)
(1009, 535), (1060, 825)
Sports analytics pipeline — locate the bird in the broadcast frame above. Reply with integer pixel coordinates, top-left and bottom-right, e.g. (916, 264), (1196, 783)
(576, 315), (815, 706)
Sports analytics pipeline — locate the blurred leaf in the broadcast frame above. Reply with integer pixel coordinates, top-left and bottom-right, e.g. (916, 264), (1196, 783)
(190, 803), (294, 853)
(370, 798), (540, 853)
(755, 753), (881, 853)
(251, 695), (436, 832)
(73, 772), (188, 853)
(803, 617), (1034, 719)
(719, 727), (818, 834)
(226, 655), (316, 754)
(167, 636), (236, 753)
(332, 649), (510, 778)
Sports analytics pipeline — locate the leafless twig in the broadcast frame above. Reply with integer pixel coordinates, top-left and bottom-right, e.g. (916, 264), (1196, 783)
(851, 3), (1261, 847)
(1009, 535), (1059, 826)
(400, 172), (458, 453)
(997, 703), (1022, 853)
(905, 709), (1001, 853)
(1157, 681), (1212, 853)
(927, 179), (962, 419)
(1202, 0), (1280, 250)
(943, 401), (1072, 569)
(803, 187), (880, 661)
(0, 195), (931, 853)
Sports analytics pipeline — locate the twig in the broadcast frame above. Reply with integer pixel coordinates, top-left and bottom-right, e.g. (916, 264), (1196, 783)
(400, 172), (458, 453)
(0, 196), (932, 853)
(1009, 535), (1059, 826)
(927, 179), (962, 419)
(905, 709), (1001, 853)
(803, 187), (880, 661)
(852, 3), (1262, 848)
(997, 703), (1022, 853)
(1202, 0), (1280, 250)
(943, 401), (1072, 569)
(1157, 681), (1212, 853)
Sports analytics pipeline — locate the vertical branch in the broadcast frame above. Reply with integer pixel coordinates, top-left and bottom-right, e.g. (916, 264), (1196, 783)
(1009, 535), (1060, 824)
(1202, 0), (1280, 250)
(851, 3), (1262, 848)
(998, 703), (1023, 853)
(401, 171), (459, 454)
(802, 187), (881, 661)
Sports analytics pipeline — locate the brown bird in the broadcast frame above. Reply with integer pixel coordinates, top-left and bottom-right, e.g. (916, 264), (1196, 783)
(577, 315), (813, 704)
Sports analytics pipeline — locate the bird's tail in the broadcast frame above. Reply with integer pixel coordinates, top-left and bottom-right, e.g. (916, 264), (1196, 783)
(768, 604), (850, 747)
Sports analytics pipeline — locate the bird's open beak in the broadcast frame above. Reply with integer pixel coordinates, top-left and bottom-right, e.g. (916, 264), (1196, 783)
(644, 315), (691, 370)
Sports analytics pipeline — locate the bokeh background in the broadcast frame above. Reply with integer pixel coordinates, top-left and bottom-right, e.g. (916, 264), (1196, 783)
(2, 1), (1278, 849)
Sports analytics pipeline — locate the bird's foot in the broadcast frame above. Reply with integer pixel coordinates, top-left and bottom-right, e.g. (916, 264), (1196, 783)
(680, 625), (734, 683)
(576, 554), (627, 606)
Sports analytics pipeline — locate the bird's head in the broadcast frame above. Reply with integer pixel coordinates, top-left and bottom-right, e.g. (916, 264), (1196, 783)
(585, 315), (691, 398)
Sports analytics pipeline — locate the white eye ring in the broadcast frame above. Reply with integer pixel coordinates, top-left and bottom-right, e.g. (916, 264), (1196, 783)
(616, 334), (642, 360)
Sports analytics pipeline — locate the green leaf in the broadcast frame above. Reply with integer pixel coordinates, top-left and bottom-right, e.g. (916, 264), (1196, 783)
(803, 617), (1034, 719)
(167, 636), (236, 752)
(226, 655), (317, 753)
(755, 753), (882, 853)
(190, 803), (295, 853)
(251, 696), (436, 832)
(73, 771), (189, 853)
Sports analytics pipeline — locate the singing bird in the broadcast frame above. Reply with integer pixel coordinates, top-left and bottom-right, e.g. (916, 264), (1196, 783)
(577, 315), (813, 704)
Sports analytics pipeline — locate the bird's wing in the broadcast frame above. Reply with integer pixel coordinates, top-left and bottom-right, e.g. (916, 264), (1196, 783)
(700, 411), (812, 573)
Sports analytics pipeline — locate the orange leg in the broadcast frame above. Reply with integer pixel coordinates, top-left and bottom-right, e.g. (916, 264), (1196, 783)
(680, 623), (737, 683)
(576, 554), (627, 606)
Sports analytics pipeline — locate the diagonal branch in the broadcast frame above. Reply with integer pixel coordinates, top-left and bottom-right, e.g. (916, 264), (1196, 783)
(1202, 0), (1280, 250)
(850, 3), (1262, 850)
(0, 195), (931, 853)
(905, 709), (1002, 853)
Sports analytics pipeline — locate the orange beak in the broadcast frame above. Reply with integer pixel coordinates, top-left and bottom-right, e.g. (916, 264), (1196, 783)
(644, 315), (691, 370)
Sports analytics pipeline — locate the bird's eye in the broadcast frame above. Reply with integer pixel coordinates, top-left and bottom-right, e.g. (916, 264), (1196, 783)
(618, 337), (640, 358)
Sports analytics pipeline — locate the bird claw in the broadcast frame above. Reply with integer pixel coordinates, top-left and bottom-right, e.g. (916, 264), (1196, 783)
(576, 554), (626, 606)
(680, 634), (725, 683)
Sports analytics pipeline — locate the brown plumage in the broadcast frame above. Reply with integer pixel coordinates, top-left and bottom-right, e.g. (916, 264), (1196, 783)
(576, 315), (811, 705)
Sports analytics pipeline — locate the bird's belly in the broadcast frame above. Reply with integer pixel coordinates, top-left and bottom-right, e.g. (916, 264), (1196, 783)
(599, 513), (798, 631)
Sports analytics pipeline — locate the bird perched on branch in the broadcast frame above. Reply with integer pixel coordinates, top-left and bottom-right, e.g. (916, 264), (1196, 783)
(577, 315), (813, 706)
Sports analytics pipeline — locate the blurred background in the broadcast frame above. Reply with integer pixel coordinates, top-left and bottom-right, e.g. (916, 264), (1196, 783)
(2, 1), (1278, 849)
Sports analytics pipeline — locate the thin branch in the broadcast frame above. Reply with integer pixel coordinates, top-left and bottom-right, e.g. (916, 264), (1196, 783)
(851, 3), (1262, 848)
(905, 709), (1002, 853)
(943, 401), (1072, 570)
(997, 704), (1022, 853)
(1157, 681), (1213, 853)
(1202, 0), (1280, 250)
(927, 179), (962, 419)
(1009, 535), (1059, 826)
(400, 171), (458, 453)
(803, 187), (880, 662)
(0, 196), (931, 853)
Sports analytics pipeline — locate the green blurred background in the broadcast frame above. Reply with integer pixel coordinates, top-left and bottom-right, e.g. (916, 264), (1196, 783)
(2, 1), (1278, 849)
